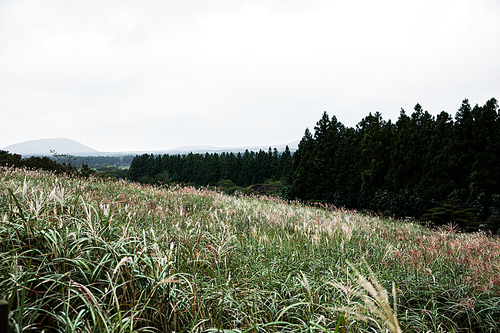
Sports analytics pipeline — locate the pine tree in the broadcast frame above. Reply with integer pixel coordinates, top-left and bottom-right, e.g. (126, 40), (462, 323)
(289, 128), (314, 200)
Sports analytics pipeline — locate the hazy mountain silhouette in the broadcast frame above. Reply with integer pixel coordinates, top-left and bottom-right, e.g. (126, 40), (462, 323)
(2, 138), (98, 156)
(2, 138), (299, 156)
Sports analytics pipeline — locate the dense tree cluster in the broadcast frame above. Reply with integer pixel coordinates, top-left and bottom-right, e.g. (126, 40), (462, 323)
(288, 98), (500, 231)
(1, 152), (134, 179)
(127, 147), (293, 189)
(1, 150), (66, 173)
(0, 150), (100, 178)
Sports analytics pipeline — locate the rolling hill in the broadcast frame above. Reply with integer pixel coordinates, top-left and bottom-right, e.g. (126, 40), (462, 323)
(1, 138), (98, 156)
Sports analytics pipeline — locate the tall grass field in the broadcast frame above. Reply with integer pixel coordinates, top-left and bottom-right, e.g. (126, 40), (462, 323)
(1, 167), (499, 332)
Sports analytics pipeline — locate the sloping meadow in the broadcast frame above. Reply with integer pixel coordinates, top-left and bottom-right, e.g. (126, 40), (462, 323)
(0, 167), (499, 332)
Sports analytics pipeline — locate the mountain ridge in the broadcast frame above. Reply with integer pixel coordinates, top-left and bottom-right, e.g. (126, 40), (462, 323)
(2, 138), (299, 156)
(2, 138), (98, 156)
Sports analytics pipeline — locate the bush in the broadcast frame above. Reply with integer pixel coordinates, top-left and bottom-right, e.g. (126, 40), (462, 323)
(420, 199), (475, 228)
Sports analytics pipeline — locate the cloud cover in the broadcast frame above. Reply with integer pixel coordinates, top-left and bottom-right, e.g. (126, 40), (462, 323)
(1, 0), (499, 152)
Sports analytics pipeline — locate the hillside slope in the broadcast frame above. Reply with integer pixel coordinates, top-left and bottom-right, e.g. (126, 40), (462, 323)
(1, 167), (499, 332)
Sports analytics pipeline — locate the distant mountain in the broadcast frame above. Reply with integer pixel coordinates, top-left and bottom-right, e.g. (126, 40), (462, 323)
(2, 138), (99, 156)
(2, 139), (299, 157)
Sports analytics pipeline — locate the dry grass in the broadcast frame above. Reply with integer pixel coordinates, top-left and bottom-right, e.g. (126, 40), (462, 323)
(0, 166), (499, 332)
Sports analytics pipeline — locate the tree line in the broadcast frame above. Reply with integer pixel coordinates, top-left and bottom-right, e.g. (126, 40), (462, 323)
(0, 152), (135, 179)
(0, 150), (99, 178)
(127, 147), (293, 190)
(288, 98), (500, 231)
(1, 150), (69, 174)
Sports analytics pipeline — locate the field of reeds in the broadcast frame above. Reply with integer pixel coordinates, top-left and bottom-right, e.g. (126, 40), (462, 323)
(1, 167), (499, 332)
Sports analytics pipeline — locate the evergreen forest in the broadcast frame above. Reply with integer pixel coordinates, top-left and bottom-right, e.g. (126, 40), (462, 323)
(289, 98), (500, 231)
(127, 147), (293, 190)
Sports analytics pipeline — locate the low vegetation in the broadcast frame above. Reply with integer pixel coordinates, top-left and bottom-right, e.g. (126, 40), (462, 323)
(1, 167), (499, 332)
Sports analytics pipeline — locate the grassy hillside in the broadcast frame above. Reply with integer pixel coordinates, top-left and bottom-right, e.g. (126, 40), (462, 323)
(1, 167), (499, 332)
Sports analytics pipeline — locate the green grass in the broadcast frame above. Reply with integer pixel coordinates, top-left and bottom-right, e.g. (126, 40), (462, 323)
(1, 166), (499, 332)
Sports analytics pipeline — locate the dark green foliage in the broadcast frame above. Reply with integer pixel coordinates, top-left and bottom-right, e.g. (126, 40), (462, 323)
(79, 163), (96, 178)
(217, 179), (241, 194)
(485, 211), (500, 235)
(289, 128), (314, 200)
(289, 98), (500, 228)
(370, 187), (424, 218)
(0, 150), (23, 166)
(0, 150), (109, 179)
(420, 199), (475, 227)
(1, 150), (64, 173)
(127, 147), (294, 192)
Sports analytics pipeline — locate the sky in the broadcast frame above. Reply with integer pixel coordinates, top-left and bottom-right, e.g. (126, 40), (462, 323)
(1, 0), (499, 152)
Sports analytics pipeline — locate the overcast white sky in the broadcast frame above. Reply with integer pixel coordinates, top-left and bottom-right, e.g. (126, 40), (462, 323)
(1, 0), (499, 152)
